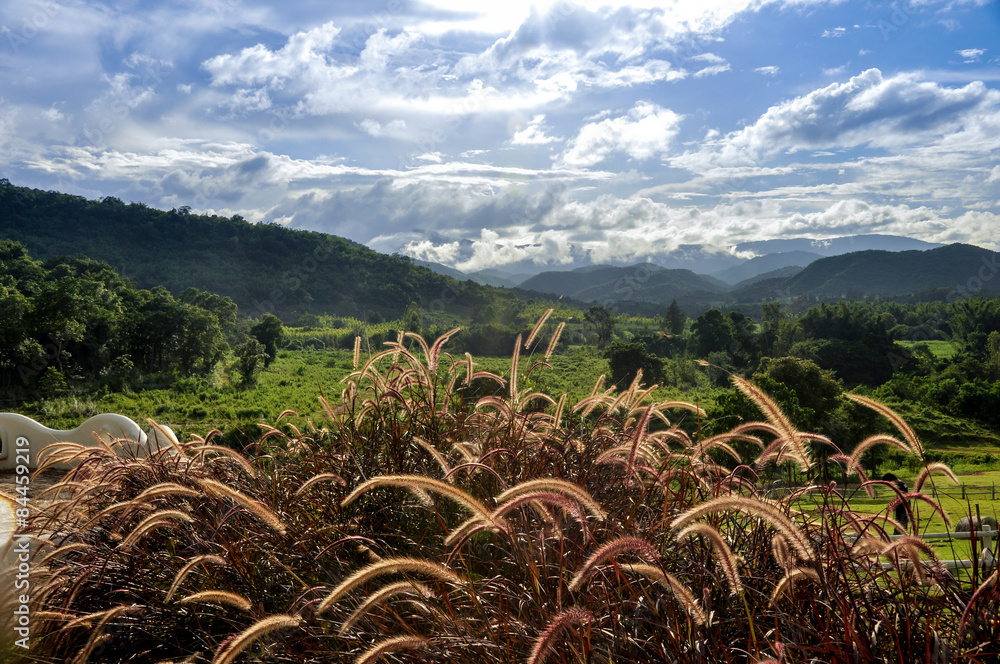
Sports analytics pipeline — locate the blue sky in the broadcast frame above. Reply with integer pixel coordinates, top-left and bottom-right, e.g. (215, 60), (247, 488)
(2, 0), (999, 273)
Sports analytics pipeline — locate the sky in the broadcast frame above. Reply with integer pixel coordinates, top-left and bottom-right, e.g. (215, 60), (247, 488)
(2, 0), (1000, 274)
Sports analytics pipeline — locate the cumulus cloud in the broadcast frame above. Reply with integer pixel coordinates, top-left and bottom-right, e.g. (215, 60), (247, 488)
(559, 101), (682, 167)
(673, 68), (1000, 170)
(510, 115), (560, 145)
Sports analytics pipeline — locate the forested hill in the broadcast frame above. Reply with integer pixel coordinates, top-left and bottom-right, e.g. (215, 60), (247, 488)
(0, 180), (500, 319)
(778, 244), (1000, 298)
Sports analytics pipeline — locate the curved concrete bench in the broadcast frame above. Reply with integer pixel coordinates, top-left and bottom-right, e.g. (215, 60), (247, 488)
(0, 413), (150, 471)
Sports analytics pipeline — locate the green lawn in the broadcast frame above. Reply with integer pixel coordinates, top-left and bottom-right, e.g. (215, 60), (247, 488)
(896, 339), (958, 359)
(833, 468), (1000, 572)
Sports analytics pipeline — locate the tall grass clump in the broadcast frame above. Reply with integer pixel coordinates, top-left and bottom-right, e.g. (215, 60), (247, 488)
(12, 311), (1000, 663)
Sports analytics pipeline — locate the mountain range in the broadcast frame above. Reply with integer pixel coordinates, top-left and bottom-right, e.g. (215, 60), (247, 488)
(0, 180), (994, 319)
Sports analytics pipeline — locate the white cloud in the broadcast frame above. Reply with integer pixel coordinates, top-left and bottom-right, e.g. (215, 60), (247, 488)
(355, 118), (407, 138)
(957, 48), (986, 63)
(674, 69), (1000, 170)
(689, 52), (726, 64)
(559, 101), (682, 167)
(694, 63), (731, 78)
(510, 115), (560, 145)
(755, 66), (780, 76)
(202, 22), (350, 88)
(822, 27), (846, 38)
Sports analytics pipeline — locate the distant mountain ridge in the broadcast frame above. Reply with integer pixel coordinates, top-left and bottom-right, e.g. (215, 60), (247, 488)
(778, 244), (1000, 298)
(735, 234), (943, 257)
(518, 264), (727, 305)
(712, 251), (822, 285)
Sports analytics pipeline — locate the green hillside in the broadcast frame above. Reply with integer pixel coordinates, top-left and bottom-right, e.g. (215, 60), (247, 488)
(519, 264), (727, 303)
(783, 244), (1000, 298)
(0, 179), (507, 320)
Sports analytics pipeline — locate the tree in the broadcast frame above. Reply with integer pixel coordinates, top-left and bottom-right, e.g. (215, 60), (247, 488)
(604, 341), (665, 389)
(665, 299), (685, 336)
(233, 338), (267, 386)
(250, 314), (284, 367)
(585, 305), (616, 347)
(691, 309), (733, 358)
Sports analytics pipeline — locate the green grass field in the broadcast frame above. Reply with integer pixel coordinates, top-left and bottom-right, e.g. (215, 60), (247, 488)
(896, 338), (959, 359)
(830, 468), (1000, 570)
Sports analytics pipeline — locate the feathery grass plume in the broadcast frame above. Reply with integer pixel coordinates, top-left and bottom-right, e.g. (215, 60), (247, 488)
(295, 472), (347, 496)
(525, 309), (553, 350)
(188, 444), (259, 478)
(134, 482), (202, 503)
(881, 536), (937, 585)
(119, 509), (195, 549)
(677, 523), (742, 596)
(353, 335), (362, 369)
(620, 565), (707, 626)
(551, 393), (567, 433)
(732, 375), (812, 471)
(914, 462), (959, 493)
(211, 614), (302, 664)
(491, 491), (589, 529)
(771, 567), (820, 604)
(498, 478), (607, 520)
(444, 515), (494, 549)
(147, 418), (188, 458)
(545, 321), (565, 361)
(846, 393), (923, 456)
(771, 534), (791, 568)
(167, 555), (228, 601)
(671, 495), (814, 562)
(567, 536), (660, 592)
(342, 475), (494, 523)
(412, 438), (452, 479)
(81, 500), (154, 530)
(428, 327), (461, 372)
(338, 580), (435, 635)
(509, 333), (523, 400)
(464, 352), (475, 385)
(847, 435), (912, 475)
(958, 568), (999, 636)
(178, 590), (252, 612)
(888, 491), (952, 531)
(528, 608), (593, 664)
(659, 400), (709, 418)
(317, 558), (462, 613)
(61, 607), (128, 631)
(70, 606), (139, 664)
(198, 478), (287, 535)
(37, 542), (90, 568)
(624, 404), (656, 481)
(354, 635), (429, 664)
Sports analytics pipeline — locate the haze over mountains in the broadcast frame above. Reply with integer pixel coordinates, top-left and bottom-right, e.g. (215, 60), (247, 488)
(418, 234), (947, 290)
